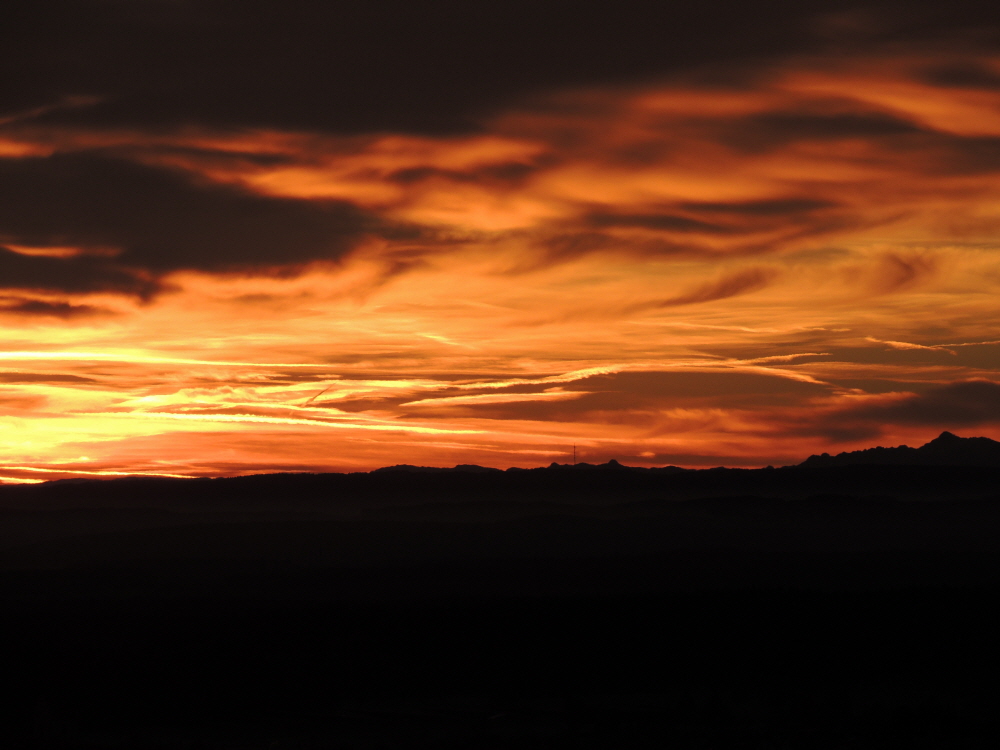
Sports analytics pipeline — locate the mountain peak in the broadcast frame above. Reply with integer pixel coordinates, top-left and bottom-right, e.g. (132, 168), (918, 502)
(927, 430), (960, 444)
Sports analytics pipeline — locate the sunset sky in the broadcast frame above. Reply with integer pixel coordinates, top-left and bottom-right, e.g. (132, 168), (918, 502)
(4, 0), (1000, 480)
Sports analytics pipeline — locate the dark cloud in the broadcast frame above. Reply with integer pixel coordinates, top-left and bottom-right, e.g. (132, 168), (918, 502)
(923, 135), (1000, 175)
(532, 190), (870, 262)
(531, 230), (760, 267)
(779, 380), (1000, 444)
(0, 153), (376, 293)
(529, 232), (620, 267)
(4, 2), (1000, 292)
(721, 111), (922, 152)
(643, 268), (777, 308)
(0, 246), (157, 296)
(588, 213), (730, 233)
(3, 0), (931, 135)
(124, 144), (298, 169)
(388, 162), (541, 185)
(848, 379), (1000, 426)
(573, 369), (831, 402)
(0, 372), (97, 383)
(0, 297), (108, 318)
(680, 199), (837, 215)
(919, 62), (1000, 89)
(795, 423), (884, 444)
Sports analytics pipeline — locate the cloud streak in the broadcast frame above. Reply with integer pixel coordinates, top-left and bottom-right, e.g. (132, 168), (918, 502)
(640, 268), (778, 308)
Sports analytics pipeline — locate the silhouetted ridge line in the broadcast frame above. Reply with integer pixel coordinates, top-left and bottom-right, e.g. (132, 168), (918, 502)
(545, 459), (627, 470)
(368, 460), (688, 474)
(800, 431), (1000, 467)
(372, 464), (502, 473)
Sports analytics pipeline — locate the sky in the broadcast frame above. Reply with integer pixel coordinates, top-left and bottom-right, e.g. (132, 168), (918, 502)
(4, 0), (1000, 481)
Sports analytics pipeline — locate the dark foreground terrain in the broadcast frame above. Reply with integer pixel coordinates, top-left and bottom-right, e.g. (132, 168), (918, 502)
(3, 444), (1000, 747)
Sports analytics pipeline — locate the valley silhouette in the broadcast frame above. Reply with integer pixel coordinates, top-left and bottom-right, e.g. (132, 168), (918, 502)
(4, 431), (1000, 747)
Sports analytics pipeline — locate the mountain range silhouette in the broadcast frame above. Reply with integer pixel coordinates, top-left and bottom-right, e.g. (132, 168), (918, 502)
(321, 432), (1000, 474)
(800, 431), (1000, 467)
(3, 430), (1000, 600)
(4, 432), (1000, 746)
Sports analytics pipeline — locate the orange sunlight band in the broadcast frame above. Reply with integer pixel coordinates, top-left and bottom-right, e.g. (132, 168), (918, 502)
(81, 412), (485, 435)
